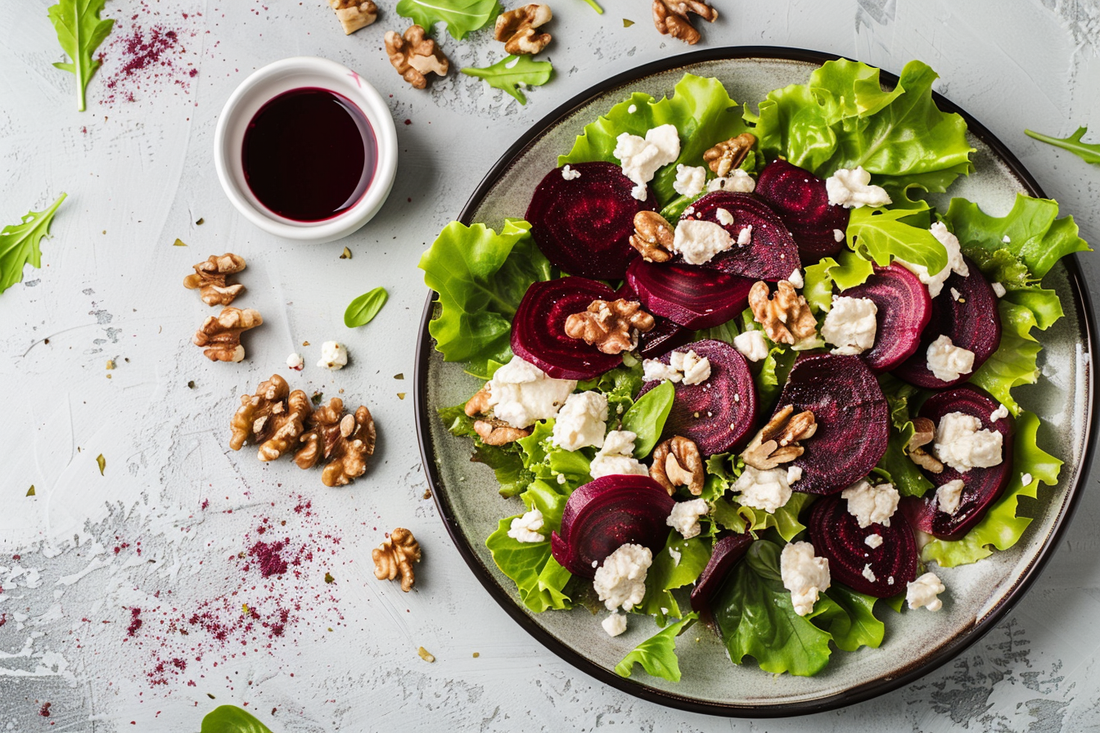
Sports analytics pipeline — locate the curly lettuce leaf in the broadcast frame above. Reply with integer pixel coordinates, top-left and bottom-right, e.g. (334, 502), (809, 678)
(419, 220), (551, 375)
(201, 705), (273, 733)
(517, 420), (593, 491)
(578, 362), (644, 421)
(847, 205), (948, 273)
(559, 74), (750, 205)
(1026, 126), (1100, 165)
(815, 585), (885, 652)
(638, 532), (710, 624)
(438, 404), (534, 497)
(802, 250), (876, 313)
(922, 411), (1062, 567)
(615, 613), (698, 682)
(621, 381), (674, 458)
(710, 492), (815, 543)
(486, 514), (573, 613)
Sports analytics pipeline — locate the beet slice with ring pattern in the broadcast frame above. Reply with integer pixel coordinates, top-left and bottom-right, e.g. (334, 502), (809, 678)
(809, 495), (918, 598)
(755, 159), (849, 260)
(905, 385), (1015, 541)
(842, 263), (933, 373)
(626, 258), (754, 330)
(679, 191), (801, 280)
(638, 339), (758, 456)
(777, 354), (890, 495)
(615, 281), (694, 358)
(525, 162), (656, 279)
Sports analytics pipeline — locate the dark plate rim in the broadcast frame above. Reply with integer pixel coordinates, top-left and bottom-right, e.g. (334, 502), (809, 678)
(412, 45), (1098, 717)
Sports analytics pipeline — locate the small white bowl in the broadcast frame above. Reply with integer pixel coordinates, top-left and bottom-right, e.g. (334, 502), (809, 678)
(213, 57), (398, 243)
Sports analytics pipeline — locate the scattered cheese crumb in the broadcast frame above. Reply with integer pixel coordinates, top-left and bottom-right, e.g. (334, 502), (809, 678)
(602, 612), (628, 637)
(787, 269), (804, 289)
(715, 207), (734, 226)
(906, 572), (946, 611)
(317, 341), (348, 370)
(286, 352), (304, 371)
(990, 404), (1009, 421)
(561, 165), (581, 181)
(862, 564), (877, 583)
(936, 479), (965, 515)
(508, 509), (547, 543)
(672, 164), (707, 197)
(733, 330), (769, 363)
(865, 534), (884, 549)
(825, 166), (891, 208)
(992, 282), (1007, 298)
(736, 225), (753, 247)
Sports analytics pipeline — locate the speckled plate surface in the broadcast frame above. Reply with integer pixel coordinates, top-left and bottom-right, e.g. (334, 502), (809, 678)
(414, 48), (1097, 716)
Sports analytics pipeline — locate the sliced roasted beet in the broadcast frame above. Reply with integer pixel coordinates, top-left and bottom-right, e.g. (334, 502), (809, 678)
(893, 257), (1002, 388)
(511, 277), (621, 380)
(842, 263), (933, 372)
(689, 534), (753, 618)
(638, 339), (758, 456)
(906, 385), (1015, 540)
(778, 354), (889, 495)
(616, 280), (694, 358)
(525, 162), (655, 279)
(550, 475), (676, 579)
(808, 495), (918, 598)
(679, 191), (800, 280)
(626, 258), (754, 329)
(755, 159), (849, 260)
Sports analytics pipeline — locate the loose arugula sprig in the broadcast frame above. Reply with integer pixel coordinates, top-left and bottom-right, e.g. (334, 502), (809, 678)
(462, 55), (554, 105)
(0, 193), (67, 295)
(1026, 126), (1100, 165)
(395, 0), (500, 40)
(47, 0), (115, 112)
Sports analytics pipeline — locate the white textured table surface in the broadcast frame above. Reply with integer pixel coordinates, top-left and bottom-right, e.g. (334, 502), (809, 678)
(3, 0), (1100, 730)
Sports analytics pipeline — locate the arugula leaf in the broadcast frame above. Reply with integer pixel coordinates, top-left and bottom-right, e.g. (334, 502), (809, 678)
(922, 411), (1062, 567)
(395, 0), (500, 40)
(580, 0), (604, 13)
(637, 532), (710, 624)
(846, 205), (947, 273)
(621, 381), (674, 458)
(48, 0), (115, 111)
(344, 287), (388, 328)
(462, 56), (553, 105)
(559, 74), (750, 205)
(1026, 126), (1100, 165)
(419, 220), (552, 376)
(614, 613), (697, 682)
(201, 705), (273, 733)
(711, 492), (814, 543)
(0, 193), (66, 295)
(486, 515), (573, 613)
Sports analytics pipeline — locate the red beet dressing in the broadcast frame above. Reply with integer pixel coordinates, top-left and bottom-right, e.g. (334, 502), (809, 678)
(242, 87), (376, 222)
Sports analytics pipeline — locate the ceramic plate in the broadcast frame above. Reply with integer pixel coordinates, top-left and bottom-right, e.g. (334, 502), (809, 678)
(413, 47), (1097, 716)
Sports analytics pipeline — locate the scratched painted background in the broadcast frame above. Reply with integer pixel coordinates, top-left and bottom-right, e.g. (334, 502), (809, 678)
(2, 0), (1100, 730)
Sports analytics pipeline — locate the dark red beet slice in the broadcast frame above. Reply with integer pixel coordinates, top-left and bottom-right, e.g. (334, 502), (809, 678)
(638, 339), (758, 456)
(893, 257), (1002, 388)
(689, 533), (753, 619)
(525, 162), (655, 279)
(842, 263), (932, 372)
(754, 159), (849, 260)
(550, 475), (676, 579)
(626, 258), (754, 329)
(779, 354), (889, 495)
(511, 277), (621, 380)
(679, 191), (800, 280)
(808, 495), (918, 598)
(906, 385), (1015, 540)
(616, 280), (694, 358)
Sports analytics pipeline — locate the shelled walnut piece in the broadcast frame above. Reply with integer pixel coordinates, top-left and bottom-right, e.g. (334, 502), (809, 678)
(193, 307), (263, 362)
(748, 281), (817, 345)
(629, 211), (674, 263)
(474, 418), (530, 446)
(652, 0), (717, 45)
(494, 4), (552, 55)
(742, 404), (817, 470)
(385, 25), (449, 89)
(650, 436), (705, 495)
(183, 253), (246, 306)
(229, 374), (311, 461)
(328, 0), (378, 34)
(373, 527), (421, 592)
(907, 417), (944, 473)
(704, 133), (757, 178)
(564, 299), (655, 355)
(296, 398), (377, 487)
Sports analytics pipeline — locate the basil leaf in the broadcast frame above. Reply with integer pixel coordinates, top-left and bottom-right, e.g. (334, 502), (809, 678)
(462, 56), (553, 105)
(344, 286), (389, 328)
(0, 194), (66, 295)
(395, 0), (500, 40)
(48, 0), (115, 111)
(201, 705), (273, 733)
(620, 381), (674, 458)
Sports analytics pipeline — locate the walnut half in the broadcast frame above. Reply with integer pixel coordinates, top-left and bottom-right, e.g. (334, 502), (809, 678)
(650, 436), (705, 495)
(373, 528), (421, 592)
(329, 0), (378, 34)
(652, 0), (717, 45)
(228, 374), (313, 461)
(494, 4), (552, 55)
(748, 281), (817, 345)
(742, 404), (817, 470)
(183, 253), (246, 306)
(564, 298), (655, 355)
(703, 133), (757, 178)
(295, 398), (377, 487)
(630, 210), (675, 263)
(193, 307), (263, 362)
(385, 25), (449, 89)
(908, 416), (944, 473)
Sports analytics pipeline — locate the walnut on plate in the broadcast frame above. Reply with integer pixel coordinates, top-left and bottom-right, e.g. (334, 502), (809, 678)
(473, 418), (530, 446)
(384, 25), (449, 89)
(703, 133), (757, 178)
(295, 398), (377, 487)
(652, 0), (717, 45)
(183, 253), (246, 306)
(650, 436), (705, 495)
(748, 281), (816, 346)
(373, 527), (421, 592)
(193, 307), (263, 362)
(564, 298), (655, 355)
(908, 416), (944, 473)
(629, 210), (675, 263)
(328, 0), (378, 34)
(229, 374), (312, 461)
(494, 4), (552, 55)
(741, 404), (817, 470)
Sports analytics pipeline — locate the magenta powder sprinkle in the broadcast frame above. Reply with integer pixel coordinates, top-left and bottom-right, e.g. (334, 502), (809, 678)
(248, 540), (290, 578)
(97, 15), (199, 105)
(127, 607), (143, 637)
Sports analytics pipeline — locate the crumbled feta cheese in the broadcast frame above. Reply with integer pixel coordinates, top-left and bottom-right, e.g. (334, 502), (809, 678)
(552, 391), (608, 451)
(787, 269), (804, 289)
(668, 546), (682, 566)
(933, 412), (1003, 472)
(950, 287), (962, 302)
(672, 219), (734, 265)
(488, 357), (577, 428)
(733, 466), (793, 514)
(841, 479), (900, 528)
(865, 534), (884, 549)
(507, 509), (546, 543)
(896, 222), (970, 298)
(286, 352), (304, 371)
(672, 164), (707, 197)
(862, 564), (877, 583)
(926, 334), (976, 382)
(589, 430), (649, 479)
(787, 466), (803, 484)
(1022, 472), (1033, 485)
(706, 169), (755, 193)
(666, 498), (709, 539)
(737, 225), (753, 247)
(732, 330), (769, 363)
(990, 404), (1009, 422)
(317, 341), (348, 370)
(1002, 234), (1011, 244)
(557, 473), (567, 485)
(821, 296), (878, 355)
(715, 207), (734, 226)
(561, 165), (581, 181)
(602, 612), (628, 637)
(593, 543), (652, 611)
(614, 125), (681, 201)
(833, 228), (845, 242)
(672, 349), (711, 385)
(642, 358), (682, 383)
(825, 166), (892, 208)
(780, 542), (831, 616)
(936, 479), (965, 515)
(906, 572), (946, 611)
(992, 282), (1007, 298)
(627, 104), (637, 114)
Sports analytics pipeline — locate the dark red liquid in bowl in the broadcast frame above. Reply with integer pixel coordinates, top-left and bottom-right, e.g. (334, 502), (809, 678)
(242, 87), (377, 222)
